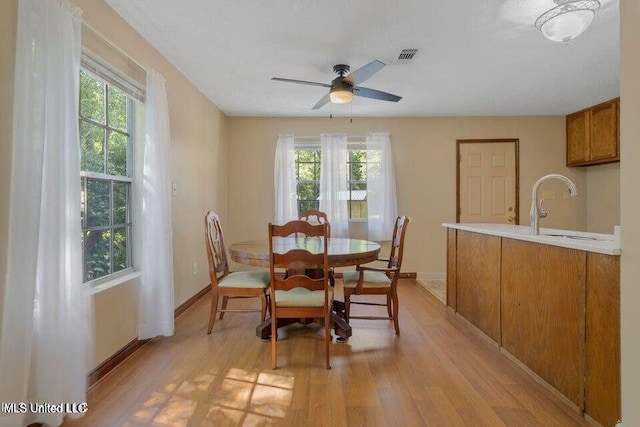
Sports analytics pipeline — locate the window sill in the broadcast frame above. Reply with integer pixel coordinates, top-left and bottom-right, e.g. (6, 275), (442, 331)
(84, 270), (141, 296)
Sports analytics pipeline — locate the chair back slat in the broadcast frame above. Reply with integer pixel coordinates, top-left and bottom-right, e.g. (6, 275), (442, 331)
(205, 211), (229, 284)
(272, 249), (325, 270)
(272, 219), (327, 238)
(277, 275), (326, 292)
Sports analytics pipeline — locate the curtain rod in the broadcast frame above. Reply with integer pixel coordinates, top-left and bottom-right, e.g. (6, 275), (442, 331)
(82, 21), (147, 72)
(292, 135), (367, 140)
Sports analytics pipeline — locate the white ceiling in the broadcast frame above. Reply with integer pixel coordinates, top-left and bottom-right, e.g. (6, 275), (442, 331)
(104, 0), (619, 117)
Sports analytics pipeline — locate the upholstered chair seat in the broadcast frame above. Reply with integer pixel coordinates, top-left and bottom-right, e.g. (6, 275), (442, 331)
(219, 271), (270, 288)
(275, 287), (334, 307)
(342, 271), (391, 289)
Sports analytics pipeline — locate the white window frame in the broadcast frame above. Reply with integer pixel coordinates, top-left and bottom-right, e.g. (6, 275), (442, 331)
(79, 55), (143, 286)
(293, 139), (368, 221)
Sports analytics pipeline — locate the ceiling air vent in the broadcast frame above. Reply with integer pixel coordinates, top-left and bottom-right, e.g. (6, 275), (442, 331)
(394, 48), (419, 64)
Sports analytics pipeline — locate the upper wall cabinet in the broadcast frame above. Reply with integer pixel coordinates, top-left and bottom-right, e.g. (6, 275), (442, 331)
(566, 98), (619, 167)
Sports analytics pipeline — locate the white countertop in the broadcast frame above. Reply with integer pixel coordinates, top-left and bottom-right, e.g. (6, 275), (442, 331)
(442, 223), (621, 256)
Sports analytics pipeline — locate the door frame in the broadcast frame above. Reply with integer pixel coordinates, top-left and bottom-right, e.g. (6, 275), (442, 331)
(456, 138), (520, 224)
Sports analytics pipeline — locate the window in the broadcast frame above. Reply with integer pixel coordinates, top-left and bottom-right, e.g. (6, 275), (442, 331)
(79, 69), (133, 282)
(347, 149), (368, 219)
(294, 146), (367, 219)
(295, 149), (321, 213)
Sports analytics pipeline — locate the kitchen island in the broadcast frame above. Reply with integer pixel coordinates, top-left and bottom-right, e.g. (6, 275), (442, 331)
(444, 223), (620, 427)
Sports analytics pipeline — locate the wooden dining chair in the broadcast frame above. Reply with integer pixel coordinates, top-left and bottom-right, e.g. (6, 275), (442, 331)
(205, 211), (270, 334)
(342, 216), (411, 335)
(269, 220), (332, 370)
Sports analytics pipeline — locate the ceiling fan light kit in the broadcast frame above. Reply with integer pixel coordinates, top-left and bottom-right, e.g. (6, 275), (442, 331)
(330, 87), (353, 104)
(535, 0), (600, 43)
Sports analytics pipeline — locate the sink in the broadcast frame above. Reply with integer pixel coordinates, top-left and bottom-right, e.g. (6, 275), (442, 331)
(542, 234), (598, 241)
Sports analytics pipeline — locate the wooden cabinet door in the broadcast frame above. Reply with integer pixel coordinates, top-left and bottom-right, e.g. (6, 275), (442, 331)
(590, 99), (619, 162)
(501, 238), (586, 407)
(456, 231), (501, 342)
(566, 109), (590, 165)
(585, 253), (621, 427)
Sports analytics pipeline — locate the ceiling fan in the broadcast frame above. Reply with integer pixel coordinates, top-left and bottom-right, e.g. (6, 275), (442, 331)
(272, 60), (402, 110)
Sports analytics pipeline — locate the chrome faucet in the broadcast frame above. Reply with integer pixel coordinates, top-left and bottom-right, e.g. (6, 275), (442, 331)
(530, 174), (578, 235)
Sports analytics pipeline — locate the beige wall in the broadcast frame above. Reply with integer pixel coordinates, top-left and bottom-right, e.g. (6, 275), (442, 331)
(585, 163), (620, 233)
(0, 0), (228, 369)
(620, 0), (640, 424)
(226, 116), (586, 275)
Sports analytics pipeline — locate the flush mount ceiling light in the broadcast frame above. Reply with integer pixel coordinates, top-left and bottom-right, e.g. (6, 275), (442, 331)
(535, 0), (600, 43)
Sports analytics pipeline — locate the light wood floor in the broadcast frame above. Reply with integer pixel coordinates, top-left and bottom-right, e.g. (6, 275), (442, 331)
(64, 280), (591, 427)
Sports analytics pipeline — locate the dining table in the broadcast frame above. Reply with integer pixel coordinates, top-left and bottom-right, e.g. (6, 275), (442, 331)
(229, 237), (381, 341)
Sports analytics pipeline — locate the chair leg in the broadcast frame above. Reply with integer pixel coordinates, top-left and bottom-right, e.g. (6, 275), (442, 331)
(207, 289), (219, 334)
(386, 293), (392, 317)
(219, 296), (229, 319)
(392, 290), (400, 335)
(325, 310), (332, 370)
(271, 306), (278, 370)
(344, 294), (351, 323)
(260, 292), (267, 322)
(266, 293), (272, 315)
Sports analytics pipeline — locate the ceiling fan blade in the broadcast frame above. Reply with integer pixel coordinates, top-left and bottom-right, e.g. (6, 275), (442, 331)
(353, 86), (402, 102)
(271, 77), (331, 88)
(312, 93), (331, 110)
(344, 60), (386, 85)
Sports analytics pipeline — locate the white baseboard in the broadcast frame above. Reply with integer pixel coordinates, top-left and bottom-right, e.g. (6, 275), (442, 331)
(417, 272), (446, 283)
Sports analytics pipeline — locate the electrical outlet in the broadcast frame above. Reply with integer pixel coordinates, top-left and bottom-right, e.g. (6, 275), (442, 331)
(192, 262), (197, 276)
(542, 190), (556, 200)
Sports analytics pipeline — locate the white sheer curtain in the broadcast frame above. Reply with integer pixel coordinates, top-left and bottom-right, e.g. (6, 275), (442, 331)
(274, 134), (298, 223)
(138, 69), (175, 339)
(366, 132), (398, 241)
(0, 1), (90, 426)
(320, 134), (349, 237)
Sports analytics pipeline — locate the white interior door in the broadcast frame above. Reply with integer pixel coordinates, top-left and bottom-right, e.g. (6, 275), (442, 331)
(458, 141), (517, 224)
